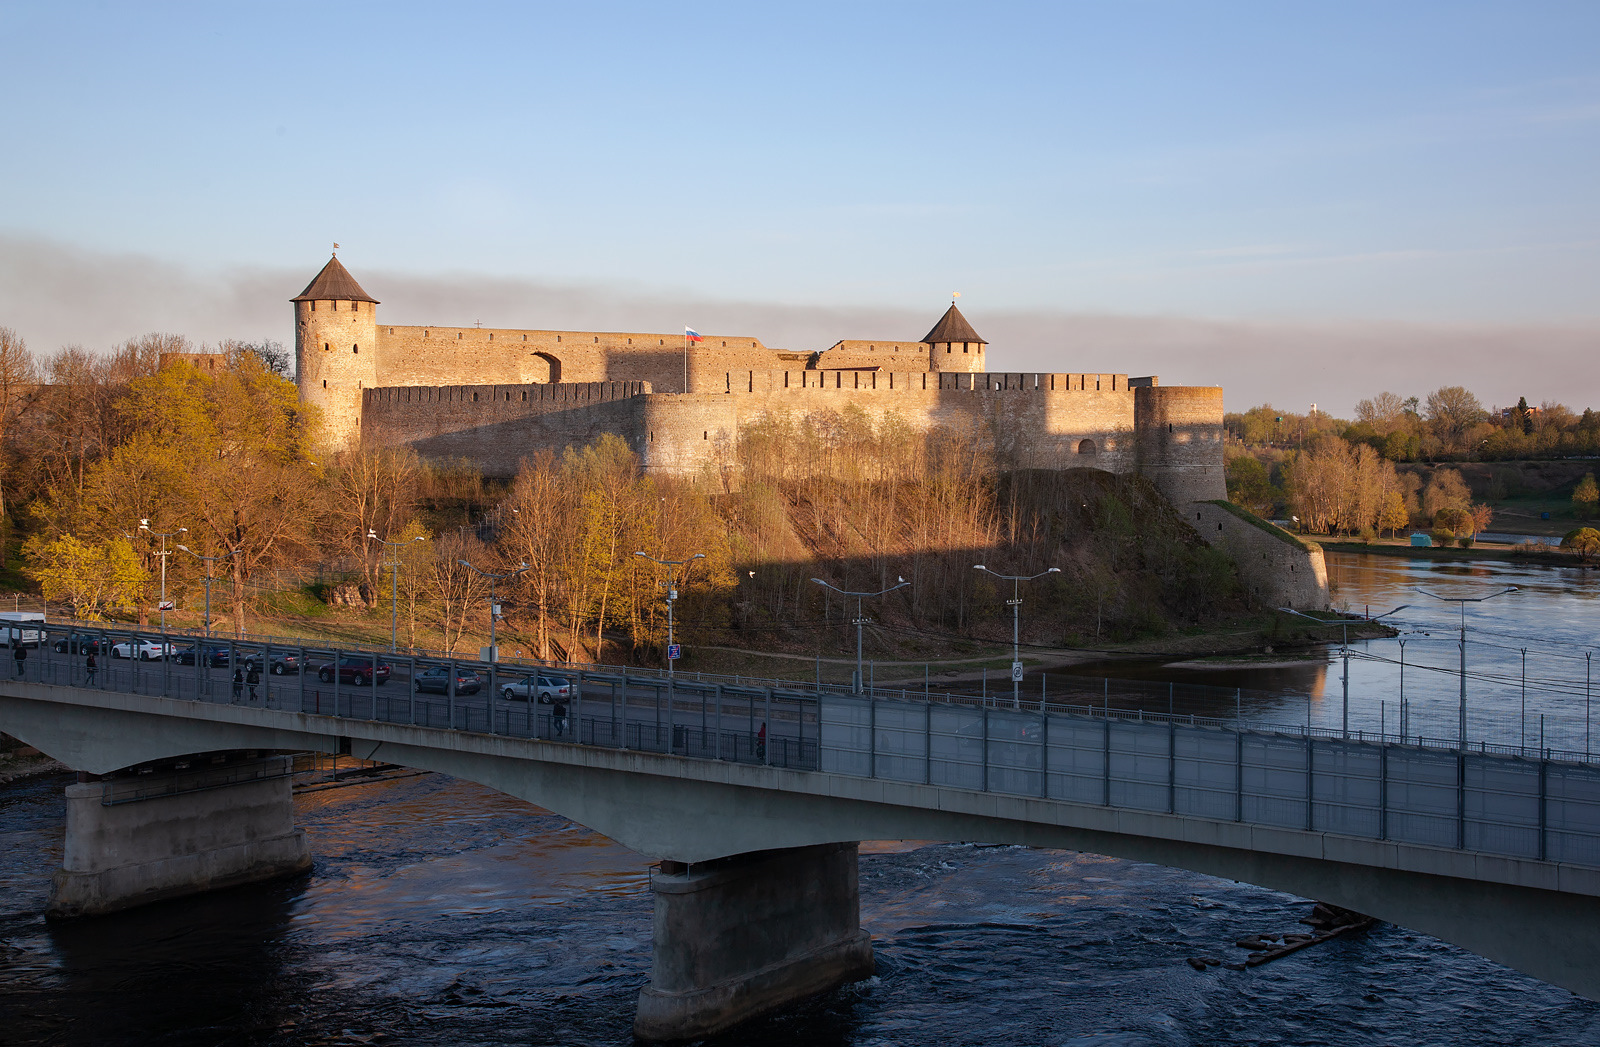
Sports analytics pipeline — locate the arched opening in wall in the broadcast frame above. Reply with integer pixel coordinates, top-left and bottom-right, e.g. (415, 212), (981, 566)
(528, 352), (561, 383)
(352, 344), (358, 353)
(1078, 439), (1097, 455)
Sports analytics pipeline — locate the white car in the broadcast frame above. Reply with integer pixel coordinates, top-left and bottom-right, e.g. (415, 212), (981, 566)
(111, 639), (176, 661)
(501, 674), (572, 703)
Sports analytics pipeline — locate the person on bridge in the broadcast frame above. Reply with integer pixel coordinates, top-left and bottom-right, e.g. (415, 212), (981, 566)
(246, 663), (261, 701)
(552, 696), (568, 738)
(231, 667), (244, 702)
(12, 640), (25, 679)
(757, 721), (767, 760)
(85, 651), (97, 686)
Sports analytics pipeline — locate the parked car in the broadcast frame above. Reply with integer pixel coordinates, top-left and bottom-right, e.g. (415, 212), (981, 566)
(315, 656), (391, 686)
(111, 639), (177, 661)
(413, 665), (482, 696)
(54, 633), (110, 655)
(241, 649), (302, 675)
(500, 674), (572, 703)
(170, 644), (232, 667)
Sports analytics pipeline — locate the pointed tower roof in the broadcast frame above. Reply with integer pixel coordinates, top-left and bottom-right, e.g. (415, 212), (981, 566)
(921, 303), (986, 345)
(291, 255), (379, 303)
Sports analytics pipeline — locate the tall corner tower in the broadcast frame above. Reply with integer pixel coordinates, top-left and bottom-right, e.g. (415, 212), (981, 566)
(922, 303), (987, 374)
(292, 254), (379, 451)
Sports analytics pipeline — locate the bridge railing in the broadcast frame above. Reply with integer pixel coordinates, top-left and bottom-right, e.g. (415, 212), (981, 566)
(16, 621), (1600, 871)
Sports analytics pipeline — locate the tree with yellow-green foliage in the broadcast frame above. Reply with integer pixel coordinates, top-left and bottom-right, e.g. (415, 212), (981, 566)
(24, 533), (148, 620)
(92, 351), (324, 636)
(1576, 474), (1599, 519)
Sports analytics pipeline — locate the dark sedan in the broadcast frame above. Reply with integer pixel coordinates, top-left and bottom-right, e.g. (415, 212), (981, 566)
(413, 665), (482, 696)
(170, 644), (232, 667)
(53, 633), (110, 656)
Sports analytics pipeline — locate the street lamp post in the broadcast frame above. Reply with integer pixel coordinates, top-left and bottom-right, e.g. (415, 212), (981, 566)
(457, 559), (531, 661)
(810, 576), (910, 695)
(138, 520), (186, 632)
(973, 565), (1060, 708)
(1279, 604), (1408, 739)
(369, 530), (427, 652)
(1415, 586), (1518, 748)
(636, 552), (705, 756)
(176, 545), (235, 638)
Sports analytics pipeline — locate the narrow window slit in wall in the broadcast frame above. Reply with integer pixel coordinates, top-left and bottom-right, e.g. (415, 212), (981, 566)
(703, 431), (708, 440)
(323, 343), (329, 351)
(352, 344), (358, 353)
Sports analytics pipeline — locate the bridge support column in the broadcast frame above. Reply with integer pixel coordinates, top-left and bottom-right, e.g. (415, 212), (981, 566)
(634, 841), (873, 1041)
(48, 755), (311, 917)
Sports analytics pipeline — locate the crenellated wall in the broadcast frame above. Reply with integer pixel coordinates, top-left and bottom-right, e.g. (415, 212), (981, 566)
(358, 372), (1226, 510)
(361, 381), (649, 468)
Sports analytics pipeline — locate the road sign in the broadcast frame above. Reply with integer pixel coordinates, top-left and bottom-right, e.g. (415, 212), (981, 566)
(1011, 661), (1024, 682)
(668, 643), (682, 661)
(157, 600), (175, 611)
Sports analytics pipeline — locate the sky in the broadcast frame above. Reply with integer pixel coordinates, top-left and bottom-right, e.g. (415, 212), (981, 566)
(1, 1), (1597, 416)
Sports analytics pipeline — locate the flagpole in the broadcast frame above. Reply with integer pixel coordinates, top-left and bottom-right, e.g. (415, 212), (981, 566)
(683, 329), (688, 393)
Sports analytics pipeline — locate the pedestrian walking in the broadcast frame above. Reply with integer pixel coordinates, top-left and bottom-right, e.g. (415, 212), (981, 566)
(246, 663), (261, 701)
(232, 667), (244, 702)
(757, 721), (767, 760)
(85, 651), (98, 685)
(12, 640), (25, 678)
(552, 696), (568, 737)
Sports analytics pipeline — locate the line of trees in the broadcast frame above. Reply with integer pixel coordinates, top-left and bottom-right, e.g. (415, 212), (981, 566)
(0, 328), (1251, 655)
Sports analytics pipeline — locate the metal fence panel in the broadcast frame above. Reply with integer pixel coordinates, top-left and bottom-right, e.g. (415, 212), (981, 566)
(1547, 765), (1600, 866)
(819, 696), (871, 776)
(1464, 756), (1540, 859)
(1386, 748), (1460, 848)
(929, 704), (985, 791)
(1109, 721), (1170, 812)
(986, 709), (1042, 798)
(1311, 741), (1382, 838)
(1242, 734), (1309, 829)
(1173, 726), (1237, 821)
(1045, 714), (1108, 804)
(874, 700), (930, 784)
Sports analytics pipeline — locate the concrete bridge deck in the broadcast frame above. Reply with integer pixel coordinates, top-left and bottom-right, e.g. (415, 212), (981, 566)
(5, 626), (1600, 1024)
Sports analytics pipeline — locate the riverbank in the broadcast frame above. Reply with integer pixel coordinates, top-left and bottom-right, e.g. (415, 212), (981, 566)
(1319, 538), (1592, 568)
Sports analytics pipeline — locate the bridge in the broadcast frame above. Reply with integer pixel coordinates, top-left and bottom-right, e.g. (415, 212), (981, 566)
(5, 625), (1600, 1039)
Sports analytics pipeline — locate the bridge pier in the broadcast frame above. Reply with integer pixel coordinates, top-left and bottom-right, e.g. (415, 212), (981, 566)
(634, 841), (874, 1042)
(48, 754), (312, 918)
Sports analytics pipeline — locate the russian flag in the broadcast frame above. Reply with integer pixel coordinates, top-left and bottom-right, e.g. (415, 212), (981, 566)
(684, 327), (703, 342)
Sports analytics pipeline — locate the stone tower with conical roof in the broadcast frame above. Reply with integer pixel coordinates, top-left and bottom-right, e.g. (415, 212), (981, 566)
(922, 303), (986, 374)
(293, 255), (379, 450)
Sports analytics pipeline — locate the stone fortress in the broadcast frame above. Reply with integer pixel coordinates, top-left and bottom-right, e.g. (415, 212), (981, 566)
(289, 254), (1326, 607)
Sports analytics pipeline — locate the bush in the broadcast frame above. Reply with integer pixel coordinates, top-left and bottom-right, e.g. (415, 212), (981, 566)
(1458, 537), (1474, 548)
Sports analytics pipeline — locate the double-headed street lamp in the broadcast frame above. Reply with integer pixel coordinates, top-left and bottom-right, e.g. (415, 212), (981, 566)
(635, 552), (704, 682)
(974, 564), (1060, 708)
(369, 530), (427, 652)
(457, 559), (530, 661)
(1415, 586), (1518, 747)
(1279, 604), (1408, 739)
(175, 545), (235, 637)
(138, 520), (186, 632)
(811, 576), (910, 695)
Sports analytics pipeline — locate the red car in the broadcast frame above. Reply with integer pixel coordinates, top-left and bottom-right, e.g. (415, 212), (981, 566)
(315, 656), (391, 686)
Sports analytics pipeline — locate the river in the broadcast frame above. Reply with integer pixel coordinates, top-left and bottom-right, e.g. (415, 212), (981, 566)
(2, 551), (1598, 1045)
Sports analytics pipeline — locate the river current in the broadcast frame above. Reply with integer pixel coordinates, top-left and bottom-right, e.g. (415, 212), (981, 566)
(2, 552), (1598, 1045)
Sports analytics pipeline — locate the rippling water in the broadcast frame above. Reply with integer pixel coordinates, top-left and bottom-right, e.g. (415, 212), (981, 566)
(4, 768), (1598, 1046)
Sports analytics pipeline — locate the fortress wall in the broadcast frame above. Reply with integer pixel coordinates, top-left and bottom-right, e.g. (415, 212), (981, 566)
(360, 381), (649, 475)
(637, 372), (1141, 476)
(814, 341), (930, 371)
(1133, 385), (1228, 505)
(1189, 503), (1330, 611)
(374, 325), (790, 393)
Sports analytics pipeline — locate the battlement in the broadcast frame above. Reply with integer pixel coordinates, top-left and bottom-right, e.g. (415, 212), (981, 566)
(717, 371), (1135, 394)
(363, 380), (650, 407)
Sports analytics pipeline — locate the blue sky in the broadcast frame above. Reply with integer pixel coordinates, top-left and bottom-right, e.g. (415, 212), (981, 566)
(1, 1), (1597, 411)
